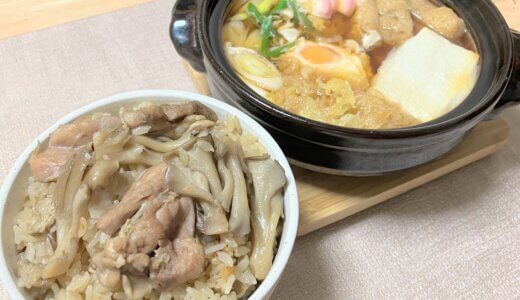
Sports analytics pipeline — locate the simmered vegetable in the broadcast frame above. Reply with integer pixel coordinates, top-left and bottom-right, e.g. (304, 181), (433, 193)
(225, 44), (283, 91)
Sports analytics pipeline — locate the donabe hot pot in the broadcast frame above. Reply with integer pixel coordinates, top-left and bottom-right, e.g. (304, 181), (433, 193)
(171, 0), (520, 176)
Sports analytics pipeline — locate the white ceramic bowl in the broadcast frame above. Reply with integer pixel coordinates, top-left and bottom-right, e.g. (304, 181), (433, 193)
(0, 89), (299, 300)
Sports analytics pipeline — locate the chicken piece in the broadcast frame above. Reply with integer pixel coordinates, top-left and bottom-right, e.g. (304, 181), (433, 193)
(121, 102), (217, 134)
(104, 194), (178, 276)
(97, 163), (169, 235)
(248, 159), (286, 280)
(29, 114), (121, 182)
(376, 0), (414, 46)
(94, 194), (204, 290)
(408, 0), (464, 40)
(99, 159), (225, 236)
(91, 235), (127, 290)
(121, 104), (171, 134)
(127, 196), (198, 260)
(155, 196), (182, 237)
(149, 197), (204, 287)
(126, 193), (188, 255)
(49, 115), (121, 148)
(150, 238), (205, 287)
(161, 102), (218, 122)
(127, 253), (151, 273)
(29, 147), (77, 182)
(127, 200), (169, 254)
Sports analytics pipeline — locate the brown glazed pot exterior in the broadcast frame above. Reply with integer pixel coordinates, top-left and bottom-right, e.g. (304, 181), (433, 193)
(171, 0), (520, 176)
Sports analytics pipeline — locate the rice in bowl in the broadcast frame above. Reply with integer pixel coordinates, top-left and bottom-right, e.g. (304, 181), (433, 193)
(12, 100), (288, 300)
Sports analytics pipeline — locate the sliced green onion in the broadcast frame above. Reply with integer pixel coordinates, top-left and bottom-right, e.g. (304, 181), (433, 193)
(270, 0), (287, 15)
(299, 10), (314, 29)
(287, 0), (299, 26)
(287, 0), (314, 30)
(260, 15), (274, 56)
(265, 41), (296, 57)
(246, 1), (295, 58)
(259, 16), (295, 57)
(247, 2), (266, 24)
(247, 3), (278, 40)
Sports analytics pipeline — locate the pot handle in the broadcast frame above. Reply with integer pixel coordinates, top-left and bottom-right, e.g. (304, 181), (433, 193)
(170, 0), (206, 72)
(496, 30), (520, 109)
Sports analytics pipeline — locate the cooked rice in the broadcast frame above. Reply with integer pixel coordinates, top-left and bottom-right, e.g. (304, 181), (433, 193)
(14, 114), (272, 300)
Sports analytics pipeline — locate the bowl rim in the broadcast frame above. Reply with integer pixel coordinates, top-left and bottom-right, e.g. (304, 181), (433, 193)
(198, 0), (514, 139)
(0, 89), (299, 300)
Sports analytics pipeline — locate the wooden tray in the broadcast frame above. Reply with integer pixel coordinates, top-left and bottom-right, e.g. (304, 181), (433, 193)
(183, 62), (511, 236)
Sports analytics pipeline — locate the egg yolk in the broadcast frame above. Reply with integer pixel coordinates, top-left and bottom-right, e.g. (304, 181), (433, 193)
(300, 45), (337, 64)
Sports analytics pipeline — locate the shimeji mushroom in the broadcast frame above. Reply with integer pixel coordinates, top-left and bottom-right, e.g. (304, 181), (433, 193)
(216, 159), (234, 212)
(248, 158), (286, 280)
(42, 147), (91, 278)
(187, 139), (223, 199)
(215, 135), (251, 237)
(167, 161), (229, 235)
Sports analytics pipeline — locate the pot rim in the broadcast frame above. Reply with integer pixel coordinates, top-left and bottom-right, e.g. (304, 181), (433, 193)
(198, 0), (514, 139)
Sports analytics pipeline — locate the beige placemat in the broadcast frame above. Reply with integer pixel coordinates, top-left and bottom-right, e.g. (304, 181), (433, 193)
(0, 0), (153, 40)
(0, 0), (519, 299)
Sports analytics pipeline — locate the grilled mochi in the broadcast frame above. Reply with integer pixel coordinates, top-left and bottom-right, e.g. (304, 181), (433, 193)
(372, 28), (479, 123)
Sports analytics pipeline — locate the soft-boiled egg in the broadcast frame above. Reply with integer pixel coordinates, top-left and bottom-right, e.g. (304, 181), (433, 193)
(284, 41), (372, 90)
(372, 28), (479, 123)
